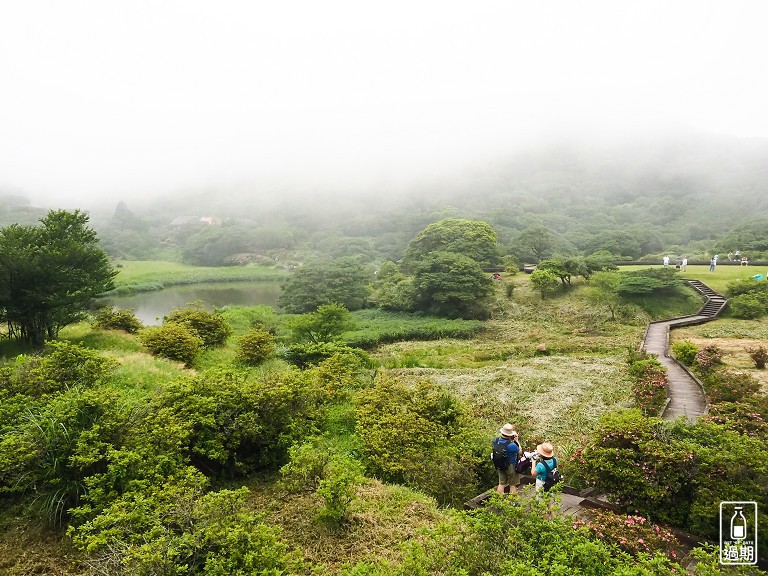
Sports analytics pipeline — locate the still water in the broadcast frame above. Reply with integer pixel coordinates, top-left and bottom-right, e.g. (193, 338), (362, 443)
(98, 281), (282, 325)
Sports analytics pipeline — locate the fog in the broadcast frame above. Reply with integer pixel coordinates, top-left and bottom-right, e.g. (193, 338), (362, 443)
(2, 1), (768, 210)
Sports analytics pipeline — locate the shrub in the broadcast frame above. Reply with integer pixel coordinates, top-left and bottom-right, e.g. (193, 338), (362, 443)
(165, 303), (232, 347)
(70, 471), (303, 576)
(671, 340), (698, 366)
(728, 294), (766, 319)
(339, 496), (682, 575)
(354, 375), (483, 505)
(139, 323), (204, 367)
(236, 328), (276, 365)
(92, 307), (143, 333)
(148, 371), (324, 477)
(0, 386), (127, 526)
(701, 401), (768, 438)
(575, 410), (768, 556)
(281, 341), (372, 369)
(700, 369), (761, 403)
(572, 512), (683, 560)
(746, 345), (768, 369)
(694, 344), (723, 372)
(626, 356), (667, 416)
(0, 340), (117, 397)
(280, 441), (363, 525)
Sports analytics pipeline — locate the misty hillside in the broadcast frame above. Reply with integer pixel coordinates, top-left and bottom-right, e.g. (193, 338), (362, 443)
(6, 133), (768, 263)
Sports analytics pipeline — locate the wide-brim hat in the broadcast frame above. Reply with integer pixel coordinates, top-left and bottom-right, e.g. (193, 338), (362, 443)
(499, 424), (517, 437)
(536, 442), (554, 457)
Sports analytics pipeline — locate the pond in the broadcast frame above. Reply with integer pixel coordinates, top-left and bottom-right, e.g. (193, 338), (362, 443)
(97, 281), (282, 325)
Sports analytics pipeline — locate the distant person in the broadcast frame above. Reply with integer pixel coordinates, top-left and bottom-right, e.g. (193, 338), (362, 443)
(741, 257), (749, 266)
(492, 424), (521, 495)
(710, 258), (716, 272)
(663, 255), (670, 267)
(728, 252), (734, 261)
(735, 250), (741, 260)
(681, 257), (688, 271)
(531, 442), (561, 493)
(675, 256), (681, 270)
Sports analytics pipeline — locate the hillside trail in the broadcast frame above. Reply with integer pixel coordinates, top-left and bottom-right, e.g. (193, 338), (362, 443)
(642, 278), (726, 421)
(466, 279), (731, 556)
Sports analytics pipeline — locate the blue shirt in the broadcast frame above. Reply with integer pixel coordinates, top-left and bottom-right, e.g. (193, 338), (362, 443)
(493, 437), (520, 466)
(535, 457), (558, 480)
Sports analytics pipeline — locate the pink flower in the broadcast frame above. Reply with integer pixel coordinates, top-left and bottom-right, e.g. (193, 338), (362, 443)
(637, 538), (644, 543)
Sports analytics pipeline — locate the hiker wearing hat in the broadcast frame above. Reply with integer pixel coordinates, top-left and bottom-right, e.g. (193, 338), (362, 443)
(531, 442), (560, 492)
(492, 423), (521, 494)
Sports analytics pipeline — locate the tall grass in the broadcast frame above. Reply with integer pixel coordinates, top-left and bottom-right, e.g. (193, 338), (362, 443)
(343, 310), (484, 349)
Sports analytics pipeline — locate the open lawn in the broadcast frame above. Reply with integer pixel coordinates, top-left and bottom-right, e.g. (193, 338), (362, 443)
(620, 263), (765, 294)
(108, 259), (287, 294)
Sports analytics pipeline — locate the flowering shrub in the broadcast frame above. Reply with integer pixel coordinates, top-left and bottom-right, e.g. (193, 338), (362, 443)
(628, 358), (668, 416)
(701, 401), (768, 438)
(576, 410), (768, 557)
(700, 369), (761, 404)
(693, 345), (723, 372)
(746, 345), (768, 369)
(572, 512), (683, 560)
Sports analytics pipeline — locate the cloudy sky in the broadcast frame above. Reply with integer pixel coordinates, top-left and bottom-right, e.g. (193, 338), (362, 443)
(2, 1), (768, 206)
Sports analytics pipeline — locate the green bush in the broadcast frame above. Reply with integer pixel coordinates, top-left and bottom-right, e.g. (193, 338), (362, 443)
(354, 375), (484, 505)
(139, 323), (204, 367)
(671, 340), (698, 366)
(92, 306), (143, 333)
(729, 294), (766, 319)
(165, 303), (232, 347)
(701, 400), (768, 439)
(236, 328), (276, 365)
(0, 386), (127, 526)
(281, 341), (372, 369)
(148, 371), (324, 477)
(339, 496), (682, 575)
(0, 340), (117, 397)
(280, 441), (363, 525)
(700, 369), (761, 404)
(574, 410), (768, 556)
(70, 470), (303, 575)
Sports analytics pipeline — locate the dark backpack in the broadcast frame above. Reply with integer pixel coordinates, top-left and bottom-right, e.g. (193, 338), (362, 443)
(491, 438), (513, 470)
(539, 458), (562, 491)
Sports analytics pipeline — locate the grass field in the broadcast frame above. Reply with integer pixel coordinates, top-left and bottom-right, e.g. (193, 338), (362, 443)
(108, 259), (287, 294)
(620, 263), (765, 294)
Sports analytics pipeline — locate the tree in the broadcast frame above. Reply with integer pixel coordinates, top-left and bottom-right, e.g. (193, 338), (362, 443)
(181, 225), (252, 266)
(287, 303), (355, 343)
(529, 269), (560, 298)
(588, 271), (622, 320)
(0, 210), (116, 345)
(278, 257), (370, 313)
(403, 218), (500, 270)
(512, 225), (555, 264)
(409, 251), (494, 319)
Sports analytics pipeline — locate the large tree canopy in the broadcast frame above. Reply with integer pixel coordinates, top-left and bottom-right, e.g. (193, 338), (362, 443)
(0, 210), (116, 345)
(278, 257), (370, 313)
(409, 251), (494, 319)
(403, 218), (500, 270)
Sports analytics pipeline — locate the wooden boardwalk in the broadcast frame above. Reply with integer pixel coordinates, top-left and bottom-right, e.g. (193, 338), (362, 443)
(641, 279), (726, 420)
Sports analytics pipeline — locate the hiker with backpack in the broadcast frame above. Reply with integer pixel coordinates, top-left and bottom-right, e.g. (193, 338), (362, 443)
(531, 442), (562, 493)
(492, 423), (521, 494)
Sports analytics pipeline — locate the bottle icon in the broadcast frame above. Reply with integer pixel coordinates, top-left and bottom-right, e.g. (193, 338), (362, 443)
(731, 507), (747, 540)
